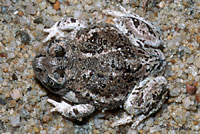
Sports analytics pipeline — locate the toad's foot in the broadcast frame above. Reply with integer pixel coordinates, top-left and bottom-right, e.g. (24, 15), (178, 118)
(111, 113), (132, 127)
(47, 99), (95, 119)
(111, 113), (147, 129)
(43, 17), (87, 43)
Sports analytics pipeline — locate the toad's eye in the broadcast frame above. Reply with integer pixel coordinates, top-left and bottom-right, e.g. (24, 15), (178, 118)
(54, 45), (65, 57)
(48, 41), (66, 57)
(46, 76), (64, 91)
(35, 67), (43, 73)
(49, 79), (55, 86)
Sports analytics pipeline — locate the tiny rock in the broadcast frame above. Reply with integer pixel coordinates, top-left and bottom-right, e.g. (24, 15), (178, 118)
(106, 17), (114, 24)
(85, 0), (93, 5)
(42, 115), (51, 123)
(186, 83), (197, 95)
(16, 31), (30, 44)
(53, 1), (60, 11)
(10, 89), (22, 100)
(18, 10), (24, 16)
(0, 52), (7, 58)
(25, 2), (36, 15)
(33, 127), (40, 133)
(182, 96), (195, 110)
(8, 100), (17, 108)
(48, 0), (56, 3)
(9, 114), (20, 127)
(0, 97), (6, 105)
(196, 35), (200, 44)
(195, 93), (200, 103)
(194, 56), (200, 68)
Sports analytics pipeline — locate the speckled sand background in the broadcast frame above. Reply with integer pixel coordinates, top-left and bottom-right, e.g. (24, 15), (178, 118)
(0, 0), (200, 134)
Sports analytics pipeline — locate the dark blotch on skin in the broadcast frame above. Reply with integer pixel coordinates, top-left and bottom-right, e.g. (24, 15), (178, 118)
(73, 109), (79, 115)
(57, 21), (61, 26)
(146, 24), (156, 37)
(130, 17), (140, 28)
(71, 18), (76, 23)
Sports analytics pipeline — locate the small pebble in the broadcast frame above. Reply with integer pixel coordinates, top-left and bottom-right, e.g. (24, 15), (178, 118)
(145, 117), (154, 127)
(0, 76), (3, 82)
(53, 0), (60, 11)
(8, 100), (17, 108)
(40, 130), (47, 134)
(171, 107), (187, 125)
(1, 6), (7, 13)
(122, 0), (130, 5)
(186, 55), (194, 64)
(0, 120), (4, 131)
(127, 129), (137, 134)
(0, 97), (6, 105)
(18, 10), (24, 16)
(25, 2), (36, 15)
(33, 17), (43, 24)
(42, 115), (51, 123)
(196, 35), (200, 44)
(158, 1), (165, 8)
(85, 0), (93, 5)
(194, 56), (200, 68)
(186, 83), (197, 95)
(48, 0), (56, 3)
(105, 17), (114, 24)
(16, 31), (30, 44)
(149, 125), (161, 133)
(39, 1), (47, 10)
(46, 6), (56, 15)
(9, 114), (20, 127)
(27, 86), (32, 91)
(0, 52), (7, 58)
(10, 89), (22, 100)
(12, 74), (18, 81)
(37, 0), (43, 2)
(169, 88), (180, 97)
(182, 96), (195, 110)
(20, 109), (30, 119)
(33, 127), (40, 133)
(195, 93), (200, 103)
(38, 90), (47, 97)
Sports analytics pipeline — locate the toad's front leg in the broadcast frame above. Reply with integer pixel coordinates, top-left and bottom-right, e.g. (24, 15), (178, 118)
(47, 99), (95, 120)
(112, 76), (168, 129)
(43, 17), (87, 42)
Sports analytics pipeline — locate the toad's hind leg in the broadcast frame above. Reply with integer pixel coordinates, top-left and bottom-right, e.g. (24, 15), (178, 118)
(43, 17), (87, 42)
(112, 76), (168, 129)
(47, 99), (95, 120)
(103, 5), (162, 48)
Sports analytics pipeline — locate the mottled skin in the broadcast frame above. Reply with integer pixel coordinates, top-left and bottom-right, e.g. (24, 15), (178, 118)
(33, 23), (164, 110)
(33, 6), (168, 130)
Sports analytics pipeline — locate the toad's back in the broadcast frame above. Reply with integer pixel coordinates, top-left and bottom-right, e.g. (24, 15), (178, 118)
(33, 24), (164, 110)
